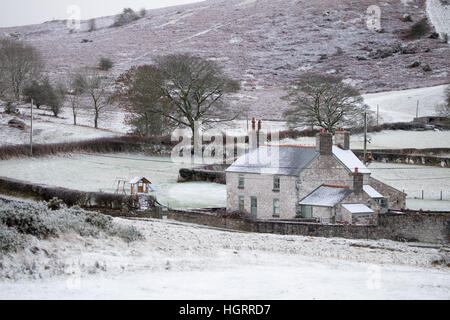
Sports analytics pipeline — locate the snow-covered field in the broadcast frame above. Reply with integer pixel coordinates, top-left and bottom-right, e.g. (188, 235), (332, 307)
(367, 162), (450, 211)
(0, 208), (449, 300)
(0, 153), (226, 209)
(281, 130), (450, 150)
(427, 0), (450, 41)
(0, 153), (448, 210)
(362, 84), (448, 123)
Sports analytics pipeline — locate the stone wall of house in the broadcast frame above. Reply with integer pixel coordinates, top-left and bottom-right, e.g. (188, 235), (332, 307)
(369, 177), (405, 210)
(298, 154), (359, 200)
(226, 172), (298, 219)
(310, 206), (334, 222)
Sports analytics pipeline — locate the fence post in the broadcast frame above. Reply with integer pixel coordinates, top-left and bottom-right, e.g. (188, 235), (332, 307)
(422, 190), (424, 200)
(441, 190), (443, 201)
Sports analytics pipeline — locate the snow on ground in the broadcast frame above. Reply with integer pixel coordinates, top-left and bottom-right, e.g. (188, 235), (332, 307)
(0, 153), (448, 210)
(281, 130), (450, 150)
(0, 154), (226, 209)
(0, 104), (128, 146)
(362, 85), (448, 123)
(367, 161), (450, 210)
(0, 214), (449, 299)
(427, 0), (450, 41)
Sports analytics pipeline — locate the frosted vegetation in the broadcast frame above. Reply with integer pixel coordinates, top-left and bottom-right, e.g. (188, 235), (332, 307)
(0, 198), (143, 255)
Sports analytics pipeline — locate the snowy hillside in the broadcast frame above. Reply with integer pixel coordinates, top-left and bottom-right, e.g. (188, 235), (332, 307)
(1, 0), (449, 119)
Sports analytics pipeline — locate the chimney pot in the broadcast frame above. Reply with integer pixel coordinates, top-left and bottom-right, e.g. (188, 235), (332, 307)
(335, 128), (350, 150)
(316, 131), (333, 155)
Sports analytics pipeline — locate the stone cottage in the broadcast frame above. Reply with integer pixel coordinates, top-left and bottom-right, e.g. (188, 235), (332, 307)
(226, 129), (405, 224)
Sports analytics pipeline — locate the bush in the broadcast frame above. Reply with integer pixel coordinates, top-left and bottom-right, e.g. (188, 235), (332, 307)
(0, 199), (144, 246)
(409, 18), (431, 39)
(0, 223), (24, 253)
(112, 8), (140, 27)
(0, 204), (57, 239)
(99, 57), (113, 71)
(3, 101), (17, 114)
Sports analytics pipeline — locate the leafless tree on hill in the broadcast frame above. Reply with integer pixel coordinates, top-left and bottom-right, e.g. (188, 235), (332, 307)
(283, 74), (367, 132)
(83, 69), (113, 129)
(115, 54), (241, 137)
(67, 71), (87, 125)
(0, 38), (43, 101)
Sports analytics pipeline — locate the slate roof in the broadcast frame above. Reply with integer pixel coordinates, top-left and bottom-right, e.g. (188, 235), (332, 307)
(332, 146), (370, 174)
(341, 203), (374, 214)
(363, 185), (383, 198)
(226, 146), (318, 176)
(299, 185), (353, 207)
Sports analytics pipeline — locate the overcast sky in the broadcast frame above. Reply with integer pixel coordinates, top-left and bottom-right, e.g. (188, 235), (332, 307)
(0, 0), (203, 28)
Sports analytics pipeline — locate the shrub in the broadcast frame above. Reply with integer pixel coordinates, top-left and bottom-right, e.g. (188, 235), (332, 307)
(0, 223), (24, 253)
(0, 199), (144, 245)
(3, 101), (16, 114)
(84, 212), (113, 231)
(409, 18), (431, 39)
(0, 204), (57, 239)
(99, 57), (113, 71)
(112, 8), (140, 27)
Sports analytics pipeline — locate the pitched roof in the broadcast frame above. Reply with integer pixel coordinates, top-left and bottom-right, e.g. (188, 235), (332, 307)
(341, 203), (374, 214)
(299, 184), (353, 207)
(332, 146), (370, 174)
(129, 177), (151, 184)
(363, 185), (383, 198)
(226, 146), (318, 176)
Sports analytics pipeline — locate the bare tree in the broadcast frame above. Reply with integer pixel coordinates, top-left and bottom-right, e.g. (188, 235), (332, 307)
(283, 74), (366, 132)
(67, 71), (87, 125)
(0, 38), (43, 100)
(84, 69), (112, 128)
(116, 54), (240, 137)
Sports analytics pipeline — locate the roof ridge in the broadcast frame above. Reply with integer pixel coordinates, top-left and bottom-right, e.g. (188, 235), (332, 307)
(322, 184), (350, 189)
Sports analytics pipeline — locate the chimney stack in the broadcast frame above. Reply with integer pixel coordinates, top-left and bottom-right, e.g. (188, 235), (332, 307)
(316, 130), (333, 155)
(352, 167), (363, 194)
(335, 127), (350, 150)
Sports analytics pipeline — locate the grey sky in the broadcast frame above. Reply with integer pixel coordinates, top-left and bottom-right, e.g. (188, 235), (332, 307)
(0, 0), (203, 28)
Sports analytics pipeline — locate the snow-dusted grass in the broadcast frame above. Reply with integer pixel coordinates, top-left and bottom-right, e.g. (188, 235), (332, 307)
(281, 130), (450, 149)
(0, 206), (448, 299)
(0, 154), (226, 209)
(0, 154), (448, 210)
(427, 0), (450, 41)
(368, 161), (450, 210)
(362, 85), (448, 123)
(0, 105), (124, 146)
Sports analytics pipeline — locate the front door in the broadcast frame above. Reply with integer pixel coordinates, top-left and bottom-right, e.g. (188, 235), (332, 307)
(250, 197), (257, 218)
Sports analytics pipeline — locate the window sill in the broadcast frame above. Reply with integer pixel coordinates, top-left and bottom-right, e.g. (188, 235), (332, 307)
(238, 186), (244, 189)
(272, 189), (280, 192)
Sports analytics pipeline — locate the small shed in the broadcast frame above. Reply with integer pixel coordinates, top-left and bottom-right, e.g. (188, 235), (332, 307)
(129, 177), (152, 195)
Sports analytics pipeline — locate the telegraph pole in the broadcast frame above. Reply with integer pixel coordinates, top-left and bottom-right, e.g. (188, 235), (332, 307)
(363, 111), (367, 165)
(376, 104), (379, 126)
(416, 100), (419, 118)
(30, 99), (33, 156)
